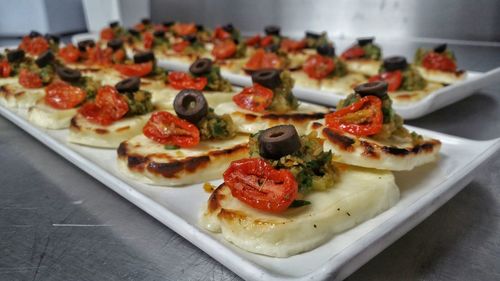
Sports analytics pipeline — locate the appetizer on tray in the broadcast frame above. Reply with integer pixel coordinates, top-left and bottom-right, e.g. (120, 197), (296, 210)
(340, 37), (382, 76)
(414, 43), (465, 84)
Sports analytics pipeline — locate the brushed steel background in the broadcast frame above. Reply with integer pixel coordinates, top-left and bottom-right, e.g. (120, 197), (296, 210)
(151, 0), (500, 42)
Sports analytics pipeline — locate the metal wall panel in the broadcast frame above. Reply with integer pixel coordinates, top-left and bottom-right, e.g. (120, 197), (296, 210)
(151, 0), (500, 42)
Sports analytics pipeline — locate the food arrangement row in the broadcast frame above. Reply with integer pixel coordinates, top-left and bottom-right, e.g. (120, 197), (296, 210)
(0, 25), (441, 257)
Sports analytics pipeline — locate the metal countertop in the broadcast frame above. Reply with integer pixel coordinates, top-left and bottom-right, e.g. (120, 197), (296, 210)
(1, 40), (499, 281)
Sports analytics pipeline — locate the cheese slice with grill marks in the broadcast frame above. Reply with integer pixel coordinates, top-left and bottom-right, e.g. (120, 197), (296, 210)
(28, 99), (77, 129)
(416, 66), (466, 85)
(200, 165), (399, 257)
(307, 120), (441, 171)
(0, 83), (45, 108)
(388, 82), (444, 104)
(343, 59), (381, 76)
(117, 134), (249, 186)
(214, 102), (328, 135)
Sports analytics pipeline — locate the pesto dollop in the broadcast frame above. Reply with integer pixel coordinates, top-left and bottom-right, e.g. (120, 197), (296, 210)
(361, 43), (382, 60)
(122, 90), (154, 117)
(196, 107), (237, 140)
(267, 71), (299, 112)
(196, 66), (233, 92)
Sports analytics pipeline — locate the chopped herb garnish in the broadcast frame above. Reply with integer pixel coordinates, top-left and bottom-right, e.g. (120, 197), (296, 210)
(164, 145), (179, 150)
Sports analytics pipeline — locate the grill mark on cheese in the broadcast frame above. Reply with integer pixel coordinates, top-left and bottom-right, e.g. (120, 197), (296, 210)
(70, 117), (80, 131)
(116, 126), (131, 132)
(95, 128), (108, 134)
(207, 183), (225, 212)
(147, 156), (210, 178)
(360, 140), (379, 158)
(322, 127), (355, 151)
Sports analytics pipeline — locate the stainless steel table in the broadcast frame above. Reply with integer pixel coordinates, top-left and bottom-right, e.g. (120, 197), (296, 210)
(1, 40), (499, 281)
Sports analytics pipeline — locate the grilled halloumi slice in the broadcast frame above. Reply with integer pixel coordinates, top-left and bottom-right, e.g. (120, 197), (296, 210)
(27, 99), (78, 129)
(0, 83), (45, 108)
(200, 165), (399, 257)
(68, 112), (153, 148)
(344, 59), (381, 76)
(388, 82), (444, 105)
(320, 72), (368, 95)
(416, 66), (466, 85)
(214, 102), (328, 135)
(307, 120), (441, 171)
(117, 134), (249, 186)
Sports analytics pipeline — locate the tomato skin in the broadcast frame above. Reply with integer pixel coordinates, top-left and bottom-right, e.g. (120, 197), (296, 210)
(134, 23), (146, 32)
(223, 158), (298, 213)
(245, 35), (261, 47)
(260, 35), (273, 47)
(233, 84), (274, 112)
(18, 69), (43, 89)
(86, 46), (113, 66)
(422, 52), (456, 72)
(143, 111), (200, 147)
(212, 39), (237, 60)
(325, 96), (383, 136)
(100, 27), (115, 40)
(213, 27), (231, 41)
(167, 72), (207, 90)
(0, 60), (11, 77)
(303, 54), (335, 79)
(58, 44), (81, 63)
(45, 81), (86, 109)
(19, 36), (49, 56)
(244, 49), (283, 71)
(280, 39), (306, 52)
(172, 23), (197, 36)
(114, 61), (153, 77)
(112, 49), (126, 64)
(79, 85), (128, 125)
(143, 32), (154, 49)
(340, 46), (365, 60)
(368, 70), (403, 92)
(172, 41), (190, 53)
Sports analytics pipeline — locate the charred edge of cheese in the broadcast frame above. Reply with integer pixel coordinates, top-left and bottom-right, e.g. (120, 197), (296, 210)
(116, 134), (249, 186)
(200, 165), (400, 257)
(389, 82), (444, 104)
(68, 112), (152, 148)
(416, 66), (466, 85)
(344, 59), (382, 76)
(308, 121), (441, 171)
(0, 84), (45, 109)
(214, 102), (329, 135)
(27, 99), (77, 129)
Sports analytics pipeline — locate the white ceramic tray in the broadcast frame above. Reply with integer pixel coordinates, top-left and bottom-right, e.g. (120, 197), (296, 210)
(1, 104), (499, 280)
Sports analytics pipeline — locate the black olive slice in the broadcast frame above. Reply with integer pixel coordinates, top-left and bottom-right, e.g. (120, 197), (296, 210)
(29, 30), (42, 38)
(153, 30), (165, 38)
(107, 39), (123, 51)
(251, 69), (281, 89)
(133, 51), (155, 64)
(128, 28), (140, 36)
(258, 125), (301, 159)
(433, 43), (447, 53)
(305, 31), (321, 39)
(173, 89), (208, 124)
(141, 18), (151, 25)
(163, 21), (174, 27)
(196, 24), (204, 31)
(44, 33), (60, 44)
(222, 23), (234, 33)
(7, 49), (25, 63)
(189, 58), (213, 75)
(56, 66), (81, 83)
(109, 21), (119, 28)
(383, 56), (408, 72)
(115, 77), (140, 93)
(77, 39), (95, 52)
(264, 43), (279, 53)
(357, 37), (374, 46)
(264, 25), (280, 36)
(354, 81), (388, 98)
(316, 44), (335, 57)
(35, 51), (55, 68)
(183, 35), (197, 44)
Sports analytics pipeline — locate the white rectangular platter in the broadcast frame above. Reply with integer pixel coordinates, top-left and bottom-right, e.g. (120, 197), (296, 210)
(157, 59), (500, 120)
(1, 104), (499, 281)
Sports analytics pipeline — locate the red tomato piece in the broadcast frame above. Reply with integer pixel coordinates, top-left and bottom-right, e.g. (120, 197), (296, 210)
(244, 49), (283, 71)
(368, 70), (403, 92)
(18, 69), (43, 89)
(260, 35), (274, 47)
(112, 49), (126, 64)
(0, 60), (11, 77)
(58, 44), (81, 63)
(223, 158), (298, 213)
(280, 39), (306, 52)
(303, 54), (335, 79)
(340, 46), (366, 60)
(19, 36), (49, 56)
(114, 61), (153, 77)
(245, 35), (261, 47)
(79, 85), (129, 125)
(143, 32), (154, 49)
(232, 84), (274, 112)
(45, 81), (86, 109)
(172, 41), (190, 53)
(143, 111), (200, 147)
(172, 23), (197, 36)
(325, 96), (383, 136)
(167, 72), (207, 91)
(212, 39), (237, 60)
(213, 27), (231, 41)
(100, 27), (115, 40)
(422, 52), (457, 72)
(86, 46), (113, 66)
